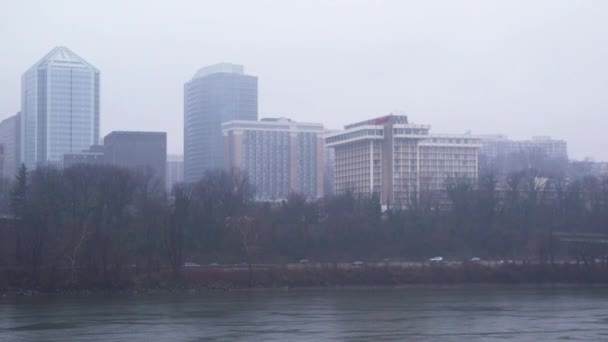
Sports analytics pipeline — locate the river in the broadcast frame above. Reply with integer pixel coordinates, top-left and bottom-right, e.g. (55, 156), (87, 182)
(1, 286), (607, 341)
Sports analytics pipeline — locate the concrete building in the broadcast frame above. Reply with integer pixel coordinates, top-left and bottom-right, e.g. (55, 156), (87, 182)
(325, 115), (480, 208)
(166, 154), (184, 192)
(60, 145), (105, 169)
(223, 118), (325, 201)
(480, 135), (568, 160)
(0, 113), (21, 179)
(184, 63), (258, 183)
(21, 47), (100, 169)
(104, 131), (167, 190)
(324, 146), (336, 197)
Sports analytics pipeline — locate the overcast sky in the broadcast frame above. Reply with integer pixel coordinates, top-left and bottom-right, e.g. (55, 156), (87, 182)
(1, 0), (606, 160)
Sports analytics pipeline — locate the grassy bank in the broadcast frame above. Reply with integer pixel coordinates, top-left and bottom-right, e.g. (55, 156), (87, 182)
(3, 262), (608, 295)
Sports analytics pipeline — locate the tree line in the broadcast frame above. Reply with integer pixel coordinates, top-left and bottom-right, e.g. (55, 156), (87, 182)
(0, 157), (607, 289)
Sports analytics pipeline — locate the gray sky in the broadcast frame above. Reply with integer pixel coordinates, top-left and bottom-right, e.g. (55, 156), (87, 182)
(1, 0), (607, 160)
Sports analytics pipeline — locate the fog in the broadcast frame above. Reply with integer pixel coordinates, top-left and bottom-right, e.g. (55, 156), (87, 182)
(0, 0), (606, 160)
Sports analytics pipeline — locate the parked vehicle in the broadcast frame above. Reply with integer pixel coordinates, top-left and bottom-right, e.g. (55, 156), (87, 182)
(429, 256), (443, 263)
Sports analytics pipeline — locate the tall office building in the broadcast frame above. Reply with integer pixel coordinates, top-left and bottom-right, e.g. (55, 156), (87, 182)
(166, 154), (184, 192)
(0, 113), (21, 179)
(223, 118), (325, 201)
(184, 63), (257, 182)
(20, 47), (100, 169)
(326, 115), (480, 208)
(104, 131), (167, 191)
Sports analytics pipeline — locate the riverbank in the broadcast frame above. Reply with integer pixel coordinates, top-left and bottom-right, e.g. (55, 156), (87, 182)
(2, 262), (608, 296)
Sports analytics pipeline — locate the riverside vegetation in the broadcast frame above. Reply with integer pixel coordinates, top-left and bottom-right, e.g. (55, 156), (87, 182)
(1, 153), (608, 293)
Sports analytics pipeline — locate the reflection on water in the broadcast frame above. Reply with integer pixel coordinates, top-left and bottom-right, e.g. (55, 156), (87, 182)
(1, 286), (608, 341)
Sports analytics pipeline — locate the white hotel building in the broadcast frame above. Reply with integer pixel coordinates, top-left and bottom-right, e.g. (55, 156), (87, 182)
(325, 115), (480, 208)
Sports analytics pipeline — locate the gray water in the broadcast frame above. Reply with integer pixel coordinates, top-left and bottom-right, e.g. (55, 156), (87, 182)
(1, 286), (607, 341)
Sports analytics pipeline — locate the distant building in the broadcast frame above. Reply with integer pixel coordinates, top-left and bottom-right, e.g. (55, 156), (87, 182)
(61, 145), (105, 169)
(0, 113), (21, 179)
(223, 118), (325, 201)
(324, 146), (336, 197)
(480, 135), (568, 160)
(104, 131), (167, 189)
(326, 115), (480, 208)
(184, 63), (258, 183)
(166, 154), (184, 192)
(21, 47), (100, 169)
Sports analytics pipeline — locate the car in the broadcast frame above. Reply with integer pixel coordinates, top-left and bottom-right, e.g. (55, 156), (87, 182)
(183, 262), (201, 268)
(429, 256), (444, 263)
(470, 257), (481, 262)
(352, 261), (365, 266)
(299, 259), (310, 264)
(208, 262), (220, 267)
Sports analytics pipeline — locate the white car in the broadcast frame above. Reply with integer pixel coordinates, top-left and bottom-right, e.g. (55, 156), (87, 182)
(429, 256), (443, 262)
(183, 262), (201, 268)
(470, 257), (481, 262)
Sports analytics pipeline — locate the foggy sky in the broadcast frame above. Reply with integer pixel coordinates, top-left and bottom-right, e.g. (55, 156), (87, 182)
(1, 0), (607, 160)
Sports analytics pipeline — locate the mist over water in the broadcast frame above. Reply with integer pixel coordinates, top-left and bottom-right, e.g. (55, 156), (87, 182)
(1, 287), (607, 341)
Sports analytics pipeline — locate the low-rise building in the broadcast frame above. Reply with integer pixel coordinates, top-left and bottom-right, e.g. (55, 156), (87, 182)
(104, 131), (167, 190)
(166, 154), (184, 192)
(61, 145), (105, 169)
(480, 135), (568, 160)
(0, 113), (20, 179)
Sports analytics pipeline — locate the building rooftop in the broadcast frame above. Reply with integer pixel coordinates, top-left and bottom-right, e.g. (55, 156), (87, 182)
(344, 114), (408, 130)
(192, 63), (244, 80)
(31, 46), (98, 72)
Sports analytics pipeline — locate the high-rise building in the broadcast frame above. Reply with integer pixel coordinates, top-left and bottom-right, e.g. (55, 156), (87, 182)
(184, 63), (257, 182)
(326, 115), (480, 208)
(0, 113), (21, 179)
(20, 47), (100, 169)
(166, 154), (184, 192)
(104, 131), (167, 190)
(223, 118), (325, 201)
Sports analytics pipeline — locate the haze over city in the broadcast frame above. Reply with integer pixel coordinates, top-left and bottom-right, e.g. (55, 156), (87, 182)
(1, 0), (606, 160)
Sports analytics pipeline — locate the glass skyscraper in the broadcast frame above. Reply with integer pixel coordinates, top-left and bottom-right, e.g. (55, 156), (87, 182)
(20, 46), (100, 169)
(183, 63), (257, 183)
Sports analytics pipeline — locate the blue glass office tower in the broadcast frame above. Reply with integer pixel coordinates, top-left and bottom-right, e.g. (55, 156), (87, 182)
(21, 46), (100, 169)
(183, 63), (257, 182)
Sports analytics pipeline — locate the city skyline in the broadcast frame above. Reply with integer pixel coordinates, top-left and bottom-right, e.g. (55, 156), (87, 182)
(1, 1), (606, 161)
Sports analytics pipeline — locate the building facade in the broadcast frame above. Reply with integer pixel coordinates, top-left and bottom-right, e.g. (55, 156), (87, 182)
(166, 154), (184, 192)
(184, 63), (258, 183)
(223, 118), (325, 201)
(326, 115), (480, 208)
(104, 131), (167, 190)
(480, 135), (568, 160)
(21, 47), (100, 169)
(60, 145), (105, 169)
(0, 113), (21, 179)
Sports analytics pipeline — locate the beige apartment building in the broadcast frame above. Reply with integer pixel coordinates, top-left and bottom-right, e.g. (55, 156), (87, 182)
(223, 118), (325, 201)
(325, 115), (480, 208)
